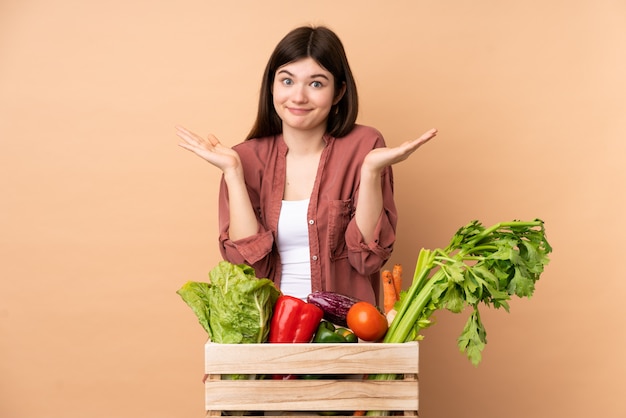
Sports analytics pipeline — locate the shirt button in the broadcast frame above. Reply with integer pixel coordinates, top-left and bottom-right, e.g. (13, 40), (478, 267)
(308, 219), (315, 225)
(312, 255), (318, 261)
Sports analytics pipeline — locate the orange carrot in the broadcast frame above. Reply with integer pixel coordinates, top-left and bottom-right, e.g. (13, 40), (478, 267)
(392, 264), (403, 299)
(382, 270), (396, 314)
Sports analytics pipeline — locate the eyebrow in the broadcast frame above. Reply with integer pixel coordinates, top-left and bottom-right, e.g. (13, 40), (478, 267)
(277, 69), (330, 80)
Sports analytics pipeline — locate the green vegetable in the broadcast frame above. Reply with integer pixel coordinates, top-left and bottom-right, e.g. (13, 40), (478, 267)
(335, 327), (358, 343)
(385, 219), (551, 364)
(366, 219), (552, 416)
(176, 261), (280, 344)
(313, 321), (357, 343)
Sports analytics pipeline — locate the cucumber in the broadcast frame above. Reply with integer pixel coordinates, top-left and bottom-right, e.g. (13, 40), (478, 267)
(306, 291), (360, 328)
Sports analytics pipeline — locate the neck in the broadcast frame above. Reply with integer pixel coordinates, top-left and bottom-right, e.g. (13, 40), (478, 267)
(282, 125), (326, 155)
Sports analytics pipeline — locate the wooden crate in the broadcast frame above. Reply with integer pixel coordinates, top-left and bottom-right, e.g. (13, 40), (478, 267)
(204, 342), (419, 417)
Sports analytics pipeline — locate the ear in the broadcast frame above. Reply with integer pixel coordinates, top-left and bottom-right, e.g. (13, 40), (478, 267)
(333, 82), (347, 105)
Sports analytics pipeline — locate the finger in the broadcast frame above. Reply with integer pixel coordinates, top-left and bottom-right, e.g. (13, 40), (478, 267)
(206, 133), (221, 147)
(175, 125), (209, 144)
(176, 126), (222, 151)
(175, 125), (196, 138)
(178, 142), (196, 152)
(408, 128), (438, 148)
(418, 128), (438, 142)
(392, 129), (437, 160)
(175, 126), (201, 145)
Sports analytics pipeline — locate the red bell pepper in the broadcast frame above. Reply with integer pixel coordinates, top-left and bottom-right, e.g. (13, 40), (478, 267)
(268, 295), (324, 343)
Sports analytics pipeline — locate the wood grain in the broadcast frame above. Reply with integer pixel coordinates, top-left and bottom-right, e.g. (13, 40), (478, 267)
(204, 342), (419, 416)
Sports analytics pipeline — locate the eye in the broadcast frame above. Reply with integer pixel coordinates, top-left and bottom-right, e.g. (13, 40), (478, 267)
(281, 78), (293, 86)
(311, 80), (323, 88)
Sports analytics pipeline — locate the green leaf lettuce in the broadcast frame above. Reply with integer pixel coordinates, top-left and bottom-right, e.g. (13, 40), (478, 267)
(177, 261), (281, 344)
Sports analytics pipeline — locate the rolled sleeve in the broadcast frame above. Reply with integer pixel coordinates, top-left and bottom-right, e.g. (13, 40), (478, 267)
(345, 209), (396, 275)
(220, 229), (274, 263)
(220, 229), (275, 279)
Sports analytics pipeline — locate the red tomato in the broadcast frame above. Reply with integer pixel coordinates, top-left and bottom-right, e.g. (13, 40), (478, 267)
(346, 301), (388, 342)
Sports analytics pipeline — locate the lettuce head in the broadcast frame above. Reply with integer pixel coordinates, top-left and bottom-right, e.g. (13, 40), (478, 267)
(177, 261), (280, 344)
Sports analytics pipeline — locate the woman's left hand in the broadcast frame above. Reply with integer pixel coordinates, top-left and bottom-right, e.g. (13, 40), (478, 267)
(363, 128), (438, 172)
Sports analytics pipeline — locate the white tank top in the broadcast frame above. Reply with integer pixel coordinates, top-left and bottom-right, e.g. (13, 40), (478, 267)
(276, 199), (311, 300)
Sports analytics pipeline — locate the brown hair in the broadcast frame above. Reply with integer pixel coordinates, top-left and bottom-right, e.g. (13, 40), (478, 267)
(246, 26), (359, 140)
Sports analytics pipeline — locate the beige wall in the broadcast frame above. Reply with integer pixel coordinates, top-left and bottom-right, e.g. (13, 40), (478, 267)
(1, 1), (624, 417)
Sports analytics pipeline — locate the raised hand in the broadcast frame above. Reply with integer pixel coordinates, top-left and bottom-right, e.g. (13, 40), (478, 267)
(363, 128), (438, 173)
(176, 125), (242, 173)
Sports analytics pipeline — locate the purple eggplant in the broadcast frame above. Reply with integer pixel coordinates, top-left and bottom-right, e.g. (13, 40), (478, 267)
(306, 291), (360, 328)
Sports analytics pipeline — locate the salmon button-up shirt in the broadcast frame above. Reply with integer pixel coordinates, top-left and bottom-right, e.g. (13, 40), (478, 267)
(218, 124), (397, 305)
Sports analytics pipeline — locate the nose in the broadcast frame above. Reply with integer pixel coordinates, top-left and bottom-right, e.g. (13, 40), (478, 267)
(291, 84), (307, 104)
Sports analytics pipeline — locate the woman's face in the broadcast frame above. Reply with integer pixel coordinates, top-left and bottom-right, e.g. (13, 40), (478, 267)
(272, 57), (344, 135)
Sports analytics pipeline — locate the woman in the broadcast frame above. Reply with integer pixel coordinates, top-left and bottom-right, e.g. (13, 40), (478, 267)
(177, 25), (437, 305)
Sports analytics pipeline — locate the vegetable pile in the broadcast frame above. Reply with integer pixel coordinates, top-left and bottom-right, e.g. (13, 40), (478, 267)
(178, 219), (551, 362)
(178, 218), (551, 416)
(178, 219), (551, 363)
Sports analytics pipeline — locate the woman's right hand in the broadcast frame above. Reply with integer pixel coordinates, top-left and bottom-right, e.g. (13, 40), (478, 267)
(176, 125), (242, 174)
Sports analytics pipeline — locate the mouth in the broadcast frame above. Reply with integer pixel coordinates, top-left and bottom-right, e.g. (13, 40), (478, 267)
(287, 107), (312, 116)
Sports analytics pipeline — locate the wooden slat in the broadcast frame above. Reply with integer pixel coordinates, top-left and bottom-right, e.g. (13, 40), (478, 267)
(205, 342), (418, 374)
(205, 378), (418, 412)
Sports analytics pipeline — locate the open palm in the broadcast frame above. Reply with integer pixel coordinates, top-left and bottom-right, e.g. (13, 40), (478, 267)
(363, 128), (438, 172)
(176, 125), (241, 172)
